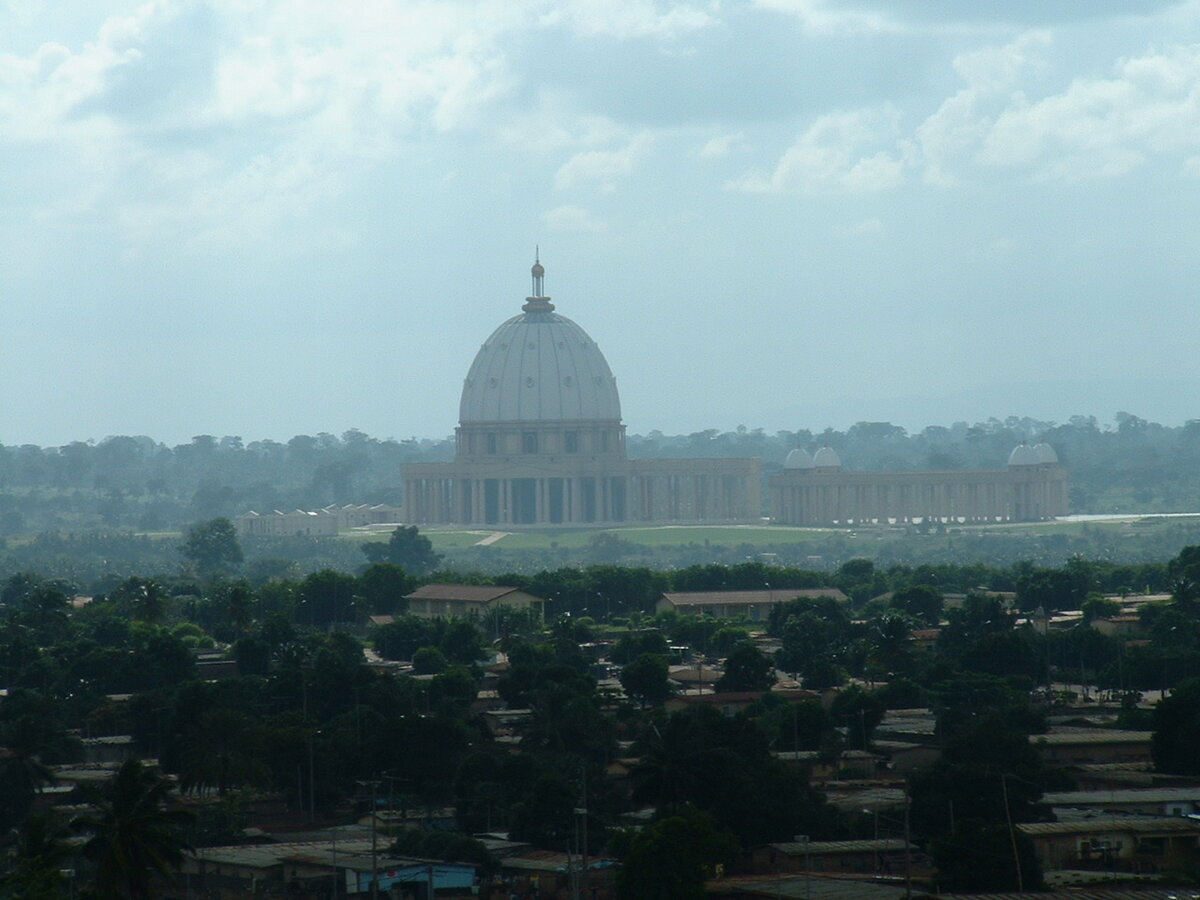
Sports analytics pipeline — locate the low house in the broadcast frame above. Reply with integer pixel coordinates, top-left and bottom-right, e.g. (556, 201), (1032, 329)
(1042, 787), (1200, 817)
(81, 735), (136, 765)
(1017, 817), (1200, 874)
(772, 749), (879, 780)
(403, 584), (545, 619)
(657, 588), (848, 622)
(499, 850), (617, 899)
(751, 838), (923, 878)
(1091, 615), (1144, 637)
(665, 690), (821, 718)
(1032, 729), (1153, 766)
(181, 840), (482, 898)
(872, 740), (941, 774)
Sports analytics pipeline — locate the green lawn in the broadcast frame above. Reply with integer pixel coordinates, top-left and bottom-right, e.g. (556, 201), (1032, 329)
(413, 524), (841, 551)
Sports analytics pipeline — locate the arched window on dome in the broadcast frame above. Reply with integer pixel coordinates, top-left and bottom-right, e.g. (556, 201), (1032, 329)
(522, 432), (539, 454)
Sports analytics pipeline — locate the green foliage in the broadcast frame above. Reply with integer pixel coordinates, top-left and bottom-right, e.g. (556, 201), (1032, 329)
(1152, 677), (1200, 774)
(631, 705), (839, 845)
(412, 645), (449, 675)
(617, 807), (740, 900)
(294, 569), (357, 629)
(930, 672), (1046, 740)
(890, 584), (943, 624)
(439, 619), (485, 665)
(829, 685), (885, 750)
(108, 576), (170, 625)
(73, 759), (194, 899)
(931, 819), (1044, 893)
(0, 812), (73, 900)
(179, 517), (244, 576)
(388, 828), (496, 873)
(620, 653), (673, 707)
(610, 629), (669, 664)
(357, 563), (412, 613)
(361, 525), (442, 574)
(747, 694), (830, 751)
(371, 615), (435, 660)
(715, 640), (774, 693)
(911, 702), (1065, 839)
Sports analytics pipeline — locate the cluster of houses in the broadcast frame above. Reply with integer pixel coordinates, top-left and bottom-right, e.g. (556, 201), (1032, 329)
(33, 585), (1200, 899)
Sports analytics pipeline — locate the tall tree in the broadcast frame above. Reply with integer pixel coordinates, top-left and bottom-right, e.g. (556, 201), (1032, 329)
(716, 641), (775, 693)
(617, 808), (740, 900)
(1152, 677), (1200, 774)
(179, 517), (244, 576)
(361, 526), (442, 574)
(74, 759), (194, 900)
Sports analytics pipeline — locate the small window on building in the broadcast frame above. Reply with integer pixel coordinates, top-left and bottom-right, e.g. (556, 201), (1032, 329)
(601, 430), (610, 451)
(486, 433), (497, 455)
(565, 431), (579, 453)
(522, 432), (539, 454)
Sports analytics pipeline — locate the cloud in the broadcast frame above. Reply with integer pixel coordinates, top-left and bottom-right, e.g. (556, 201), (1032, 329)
(554, 134), (653, 191)
(543, 204), (607, 232)
(697, 131), (748, 159)
(750, 0), (898, 35)
(915, 33), (1200, 184)
(545, 0), (717, 39)
(730, 109), (907, 194)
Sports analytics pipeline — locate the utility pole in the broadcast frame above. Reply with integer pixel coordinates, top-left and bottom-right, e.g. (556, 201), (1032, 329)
(1001, 774), (1024, 893)
(358, 778), (381, 900)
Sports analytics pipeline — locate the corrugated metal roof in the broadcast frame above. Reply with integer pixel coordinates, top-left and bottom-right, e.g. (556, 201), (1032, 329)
(662, 588), (848, 606)
(1044, 788), (1200, 805)
(769, 839), (911, 855)
(1018, 818), (1200, 836)
(1034, 730), (1152, 745)
(405, 583), (524, 603)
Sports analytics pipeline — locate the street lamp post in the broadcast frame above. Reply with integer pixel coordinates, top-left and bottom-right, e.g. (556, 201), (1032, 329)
(794, 835), (810, 900)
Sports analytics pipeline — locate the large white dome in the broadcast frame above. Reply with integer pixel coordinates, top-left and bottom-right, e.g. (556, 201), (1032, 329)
(813, 447), (842, 468)
(1032, 442), (1059, 464)
(784, 448), (814, 469)
(1008, 444), (1039, 466)
(458, 262), (621, 424)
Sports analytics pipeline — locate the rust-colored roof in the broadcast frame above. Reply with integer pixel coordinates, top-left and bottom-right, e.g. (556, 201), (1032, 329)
(662, 588), (847, 606)
(404, 583), (532, 603)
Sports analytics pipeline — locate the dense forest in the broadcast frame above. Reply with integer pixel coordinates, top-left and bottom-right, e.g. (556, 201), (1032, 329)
(0, 412), (1197, 535)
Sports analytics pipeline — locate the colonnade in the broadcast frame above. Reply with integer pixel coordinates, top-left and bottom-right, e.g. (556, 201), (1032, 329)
(770, 467), (1068, 526)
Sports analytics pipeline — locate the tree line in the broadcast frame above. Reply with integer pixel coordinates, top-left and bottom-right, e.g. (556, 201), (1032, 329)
(1, 412), (1200, 533)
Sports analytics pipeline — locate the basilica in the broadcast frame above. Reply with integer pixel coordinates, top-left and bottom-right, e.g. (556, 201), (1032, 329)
(403, 260), (1067, 528)
(403, 260), (761, 526)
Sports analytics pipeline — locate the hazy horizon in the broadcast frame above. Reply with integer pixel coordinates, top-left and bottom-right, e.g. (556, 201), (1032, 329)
(4, 2), (1199, 447)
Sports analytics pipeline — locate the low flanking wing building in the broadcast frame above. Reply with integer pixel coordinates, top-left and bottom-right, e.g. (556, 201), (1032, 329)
(770, 443), (1068, 525)
(657, 588), (848, 621)
(403, 583), (545, 619)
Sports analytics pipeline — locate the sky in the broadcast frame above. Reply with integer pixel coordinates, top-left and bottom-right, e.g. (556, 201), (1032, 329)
(2, 0), (1200, 447)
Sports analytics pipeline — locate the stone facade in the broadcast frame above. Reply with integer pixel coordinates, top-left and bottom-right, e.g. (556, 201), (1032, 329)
(404, 260), (760, 526)
(770, 444), (1067, 525)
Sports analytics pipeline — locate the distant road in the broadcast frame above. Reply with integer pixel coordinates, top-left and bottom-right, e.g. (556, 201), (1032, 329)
(1059, 513), (1200, 522)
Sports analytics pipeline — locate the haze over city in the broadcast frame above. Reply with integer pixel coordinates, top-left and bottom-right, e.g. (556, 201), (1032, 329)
(3, 1), (1199, 446)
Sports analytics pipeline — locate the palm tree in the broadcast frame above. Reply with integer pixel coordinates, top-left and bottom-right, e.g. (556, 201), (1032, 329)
(0, 811), (73, 899)
(73, 759), (193, 899)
